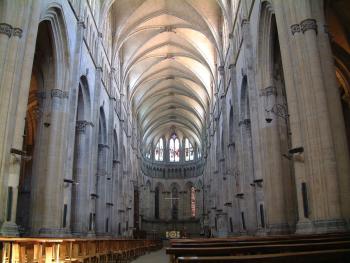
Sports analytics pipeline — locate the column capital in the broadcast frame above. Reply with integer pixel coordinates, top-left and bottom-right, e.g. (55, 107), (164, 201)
(0, 23), (22, 38)
(51, 89), (68, 99)
(300, 18), (318, 34)
(290, 24), (301, 35)
(259, 86), (277, 97)
(76, 120), (94, 133)
(98, 143), (110, 149)
(0, 23), (12, 37)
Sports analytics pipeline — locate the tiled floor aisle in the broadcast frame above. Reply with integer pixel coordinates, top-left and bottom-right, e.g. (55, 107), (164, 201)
(132, 248), (169, 263)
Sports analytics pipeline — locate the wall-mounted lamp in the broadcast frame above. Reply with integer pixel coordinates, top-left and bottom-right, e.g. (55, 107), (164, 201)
(253, 179), (263, 187)
(235, 193), (244, 199)
(288, 147), (304, 155)
(10, 148), (32, 161)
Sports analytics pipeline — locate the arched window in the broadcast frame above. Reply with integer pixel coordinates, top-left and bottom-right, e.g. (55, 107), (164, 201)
(185, 138), (194, 161)
(169, 133), (180, 162)
(145, 149), (151, 159)
(197, 148), (201, 159)
(154, 138), (164, 161)
(191, 186), (196, 217)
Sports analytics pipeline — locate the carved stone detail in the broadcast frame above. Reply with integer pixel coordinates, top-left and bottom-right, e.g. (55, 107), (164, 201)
(300, 18), (317, 34)
(290, 24), (300, 35)
(78, 20), (86, 28)
(98, 143), (110, 149)
(239, 119), (251, 127)
(0, 23), (13, 37)
(0, 23), (23, 38)
(163, 25), (175, 33)
(13, 28), (23, 38)
(241, 19), (249, 27)
(260, 86), (277, 97)
(51, 89), (68, 99)
(218, 66), (225, 76)
(76, 120), (93, 133)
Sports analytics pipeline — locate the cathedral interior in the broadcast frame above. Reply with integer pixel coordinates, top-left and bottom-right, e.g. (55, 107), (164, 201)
(1, 0), (350, 261)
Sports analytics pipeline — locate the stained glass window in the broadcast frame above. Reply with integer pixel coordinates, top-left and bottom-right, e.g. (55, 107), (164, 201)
(191, 186), (196, 217)
(185, 138), (194, 161)
(154, 138), (164, 161)
(169, 133), (180, 162)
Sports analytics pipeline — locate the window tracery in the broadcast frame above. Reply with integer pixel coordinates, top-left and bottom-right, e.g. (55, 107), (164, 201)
(185, 138), (194, 161)
(169, 133), (180, 162)
(154, 138), (164, 161)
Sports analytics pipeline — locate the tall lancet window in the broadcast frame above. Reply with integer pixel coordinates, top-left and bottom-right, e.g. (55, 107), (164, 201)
(185, 138), (194, 161)
(154, 138), (164, 161)
(169, 133), (180, 162)
(191, 186), (196, 217)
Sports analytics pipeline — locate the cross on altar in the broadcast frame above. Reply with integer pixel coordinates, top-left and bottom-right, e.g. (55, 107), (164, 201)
(164, 196), (180, 209)
(164, 192), (180, 208)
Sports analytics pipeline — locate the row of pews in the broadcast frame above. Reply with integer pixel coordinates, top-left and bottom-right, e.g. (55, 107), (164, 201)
(166, 232), (350, 263)
(0, 237), (162, 262)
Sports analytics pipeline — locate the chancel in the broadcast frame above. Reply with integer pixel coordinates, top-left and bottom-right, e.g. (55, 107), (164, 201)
(1, 0), (350, 262)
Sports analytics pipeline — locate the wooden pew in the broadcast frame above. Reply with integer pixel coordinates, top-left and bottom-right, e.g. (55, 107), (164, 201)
(170, 232), (350, 245)
(177, 248), (350, 262)
(0, 237), (162, 263)
(167, 240), (350, 262)
(170, 235), (350, 248)
(168, 234), (350, 263)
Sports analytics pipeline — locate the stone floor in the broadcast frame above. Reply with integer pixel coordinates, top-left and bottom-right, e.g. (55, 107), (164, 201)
(132, 248), (169, 263)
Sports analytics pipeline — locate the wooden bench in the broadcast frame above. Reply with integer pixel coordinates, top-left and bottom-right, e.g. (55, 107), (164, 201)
(170, 233), (350, 245)
(177, 248), (350, 262)
(168, 234), (350, 263)
(0, 237), (162, 263)
(170, 236), (350, 248)
(167, 240), (350, 262)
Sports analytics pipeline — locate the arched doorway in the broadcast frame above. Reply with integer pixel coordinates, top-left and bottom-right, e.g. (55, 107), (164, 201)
(258, 2), (297, 234)
(239, 76), (257, 233)
(16, 20), (57, 235)
(71, 76), (91, 235)
(324, 0), (350, 228)
(325, 1), (350, 155)
(96, 107), (108, 235)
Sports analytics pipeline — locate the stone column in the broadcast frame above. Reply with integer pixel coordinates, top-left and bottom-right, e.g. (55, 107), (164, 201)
(287, 0), (345, 232)
(314, 0), (350, 226)
(71, 121), (92, 235)
(64, 18), (87, 235)
(96, 143), (109, 235)
(0, 0), (40, 236)
(112, 159), (121, 236)
(37, 89), (68, 236)
(87, 67), (103, 236)
(260, 86), (290, 234)
(242, 19), (263, 234)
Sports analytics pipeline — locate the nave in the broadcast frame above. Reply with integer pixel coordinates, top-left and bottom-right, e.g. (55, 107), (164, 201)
(1, 0), (350, 262)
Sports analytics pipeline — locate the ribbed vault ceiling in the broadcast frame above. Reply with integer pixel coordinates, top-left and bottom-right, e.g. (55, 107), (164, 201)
(105, 0), (224, 148)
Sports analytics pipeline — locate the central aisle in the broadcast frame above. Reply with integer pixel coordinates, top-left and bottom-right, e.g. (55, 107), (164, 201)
(132, 248), (168, 263)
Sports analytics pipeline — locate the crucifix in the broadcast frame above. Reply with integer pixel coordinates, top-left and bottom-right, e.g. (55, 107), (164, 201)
(164, 188), (180, 220)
